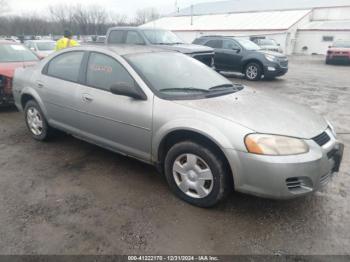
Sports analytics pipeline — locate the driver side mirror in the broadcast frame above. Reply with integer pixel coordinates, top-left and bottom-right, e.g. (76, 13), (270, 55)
(110, 82), (147, 100)
(232, 47), (241, 53)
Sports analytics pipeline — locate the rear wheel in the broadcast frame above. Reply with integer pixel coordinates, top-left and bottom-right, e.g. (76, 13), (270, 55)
(164, 141), (231, 207)
(24, 100), (53, 141)
(245, 62), (262, 81)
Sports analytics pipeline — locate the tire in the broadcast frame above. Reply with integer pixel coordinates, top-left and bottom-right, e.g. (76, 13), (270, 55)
(164, 141), (232, 208)
(245, 62), (262, 81)
(325, 59), (331, 65)
(24, 100), (52, 141)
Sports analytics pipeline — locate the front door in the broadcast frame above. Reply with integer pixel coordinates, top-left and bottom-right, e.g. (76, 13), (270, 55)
(220, 39), (243, 72)
(77, 52), (153, 161)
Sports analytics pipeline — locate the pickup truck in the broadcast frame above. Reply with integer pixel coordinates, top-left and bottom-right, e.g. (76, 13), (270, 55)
(105, 27), (215, 67)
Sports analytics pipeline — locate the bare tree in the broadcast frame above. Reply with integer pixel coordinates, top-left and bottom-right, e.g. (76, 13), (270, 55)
(135, 7), (160, 25)
(0, 0), (10, 16)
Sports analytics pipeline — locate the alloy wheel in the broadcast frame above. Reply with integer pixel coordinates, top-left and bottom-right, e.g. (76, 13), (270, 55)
(246, 65), (258, 80)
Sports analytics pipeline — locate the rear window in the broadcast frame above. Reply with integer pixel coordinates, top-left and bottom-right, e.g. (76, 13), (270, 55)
(108, 30), (124, 44)
(0, 44), (38, 62)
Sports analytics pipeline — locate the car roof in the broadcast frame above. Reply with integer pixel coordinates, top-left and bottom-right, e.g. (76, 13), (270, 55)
(63, 44), (172, 56)
(108, 27), (166, 32)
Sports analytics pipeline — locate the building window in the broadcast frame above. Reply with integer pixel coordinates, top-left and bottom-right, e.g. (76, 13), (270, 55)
(322, 36), (334, 42)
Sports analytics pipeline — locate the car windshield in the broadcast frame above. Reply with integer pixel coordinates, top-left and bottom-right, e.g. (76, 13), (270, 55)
(0, 44), (39, 62)
(36, 42), (56, 51)
(142, 30), (184, 45)
(236, 39), (261, 51)
(125, 52), (242, 99)
(259, 39), (277, 46)
(333, 40), (350, 48)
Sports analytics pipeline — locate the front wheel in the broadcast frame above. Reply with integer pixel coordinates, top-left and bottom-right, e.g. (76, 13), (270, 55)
(164, 141), (231, 207)
(245, 62), (262, 81)
(24, 100), (53, 141)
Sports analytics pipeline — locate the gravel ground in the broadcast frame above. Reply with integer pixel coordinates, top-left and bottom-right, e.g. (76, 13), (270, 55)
(0, 55), (349, 255)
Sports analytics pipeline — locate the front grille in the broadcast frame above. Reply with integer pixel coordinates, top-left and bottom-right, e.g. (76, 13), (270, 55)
(277, 58), (288, 68)
(313, 132), (330, 146)
(192, 53), (214, 67)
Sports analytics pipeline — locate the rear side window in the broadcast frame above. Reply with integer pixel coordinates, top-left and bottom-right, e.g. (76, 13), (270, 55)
(46, 51), (84, 82)
(125, 31), (145, 45)
(86, 52), (134, 91)
(205, 39), (222, 48)
(108, 30), (125, 44)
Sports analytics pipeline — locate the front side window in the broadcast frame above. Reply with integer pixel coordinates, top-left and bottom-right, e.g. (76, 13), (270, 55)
(223, 40), (240, 50)
(0, 44), (39, 62)
(125, 31), (145, 45)
(46, 51), (84, 82)
(86, 52), (134, 91)
(108, 30), (125, 44)
(125, 52), (241, 99)
(205, 40), (222, 49)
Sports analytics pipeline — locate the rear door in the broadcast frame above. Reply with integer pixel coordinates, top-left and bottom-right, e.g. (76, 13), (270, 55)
(76, 51), (153, 161)
(204, 39), (227, 70)
(39, 51), (85, 132)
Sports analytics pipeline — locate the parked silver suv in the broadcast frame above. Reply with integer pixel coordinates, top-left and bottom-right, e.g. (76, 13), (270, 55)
(13, 45), (343, 207)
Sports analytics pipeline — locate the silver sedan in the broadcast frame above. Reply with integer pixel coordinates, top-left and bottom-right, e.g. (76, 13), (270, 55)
(12, 45), (344, 207)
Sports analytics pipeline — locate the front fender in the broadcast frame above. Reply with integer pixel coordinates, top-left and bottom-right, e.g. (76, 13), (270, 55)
(152, 118), (234, 162)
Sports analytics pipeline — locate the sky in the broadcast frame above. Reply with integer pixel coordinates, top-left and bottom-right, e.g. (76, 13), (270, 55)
(7, 0), (223, 18)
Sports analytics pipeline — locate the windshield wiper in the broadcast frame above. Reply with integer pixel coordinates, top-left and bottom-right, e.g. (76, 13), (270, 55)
(159, 87), (209, 93)
(209, 83), (243, 91)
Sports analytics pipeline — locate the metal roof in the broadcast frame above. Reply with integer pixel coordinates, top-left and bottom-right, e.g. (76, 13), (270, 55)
(299, 20), (350, 31)
(142, 10), (311, 31)
(174, 0), (350, 16)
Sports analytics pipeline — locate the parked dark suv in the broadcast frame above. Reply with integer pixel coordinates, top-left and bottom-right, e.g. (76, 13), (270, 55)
(106, 27), (215, 67)
(193, 36), (288, 81)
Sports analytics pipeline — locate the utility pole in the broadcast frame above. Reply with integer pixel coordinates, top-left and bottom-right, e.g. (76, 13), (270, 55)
(190, 4), (194, 25)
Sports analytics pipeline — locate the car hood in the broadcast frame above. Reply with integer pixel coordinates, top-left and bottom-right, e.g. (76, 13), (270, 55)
(152, 43), (214, 54)
(257, 50), (285, 58)
(0, 61), (37, 78)
(174, 88), (327, 139)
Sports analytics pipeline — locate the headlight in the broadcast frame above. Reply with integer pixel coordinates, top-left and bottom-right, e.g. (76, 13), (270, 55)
(245, 134), (309, 155)
(265, 54), (277, 62)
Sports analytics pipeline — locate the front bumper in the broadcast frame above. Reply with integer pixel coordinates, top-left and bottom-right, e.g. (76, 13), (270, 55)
(263, 62), (288, 78)
(224, 129), (344, 199)
(326, 55), (350, 64)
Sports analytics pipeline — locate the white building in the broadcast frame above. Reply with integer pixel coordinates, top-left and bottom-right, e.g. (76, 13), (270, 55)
(141, 0), (350, 55)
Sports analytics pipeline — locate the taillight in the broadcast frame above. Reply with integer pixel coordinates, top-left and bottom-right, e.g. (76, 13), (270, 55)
(0, 75), (12, 95)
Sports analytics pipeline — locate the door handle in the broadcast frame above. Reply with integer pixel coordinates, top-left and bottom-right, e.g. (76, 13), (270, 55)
(82, 94), (93, 103)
